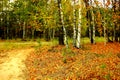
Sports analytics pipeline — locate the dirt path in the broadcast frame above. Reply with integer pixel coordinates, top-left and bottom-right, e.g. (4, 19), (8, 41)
(0, 48), (34, 80)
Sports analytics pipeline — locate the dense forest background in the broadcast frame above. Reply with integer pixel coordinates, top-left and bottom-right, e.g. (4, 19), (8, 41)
(0, 0), (120, 79)
(0, 0), (120, 48)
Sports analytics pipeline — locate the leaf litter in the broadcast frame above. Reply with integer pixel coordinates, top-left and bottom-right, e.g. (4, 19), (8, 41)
(25, 42), (120, 80)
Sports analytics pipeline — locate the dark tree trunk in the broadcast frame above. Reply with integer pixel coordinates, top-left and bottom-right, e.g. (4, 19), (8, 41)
(58, 27), (64, 45)
(112, 0), (119, 42)
(57, 0), (64, 45)
(115, 29), (119, 42)
(22, 21), (26, 40)
(6, 25), (9, 39)
(45, 28), (51, 41)
(32, 28), (35, 40)
(52, 28), (55, 39)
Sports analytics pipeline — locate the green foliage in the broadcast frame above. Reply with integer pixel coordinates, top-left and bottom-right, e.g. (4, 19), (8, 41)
(36, 38), (41, 47)
(95, 37), (105, 42)
(100, 63), (106, 69)
(104, 74), (111, 80)
(62, 57), (67, 63)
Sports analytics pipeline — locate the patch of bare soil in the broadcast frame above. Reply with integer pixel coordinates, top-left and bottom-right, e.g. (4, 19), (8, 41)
(0, 48), (34, 80)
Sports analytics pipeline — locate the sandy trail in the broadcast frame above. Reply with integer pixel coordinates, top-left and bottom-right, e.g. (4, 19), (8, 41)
(0, 48), (34, 80)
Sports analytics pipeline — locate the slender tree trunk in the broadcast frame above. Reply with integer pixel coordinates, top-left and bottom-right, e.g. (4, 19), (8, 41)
(89, 0), (95, 44)
(15, 28), (17, 39)
(63, 25), (68, 48)
(58, 0), (64, 45)
(76, 0), (82, 48)
(6, 11), (9, 40)
(90, 21), (94, 43)
(119, 0), (120, 42)
(23, 21), (26, 40)
(32, 28), (35, 40)
(89, 22), (92, 42)
(103, 19), (107, 44)
(119, 24), (120, 42)
(49, 28), (51, 40)
(103, 0), (107, 44)
(58, 27), (64, 45)
(73, 0), (77, 47)
(84, 0), (92, 43)
(89, 8), (95, 44)
(91, 8), (95, 44)
(6, 25), (9, 40)
(115, 30), (118, 42)
(112, 0), (115, 41)
(57, 0), (68, 48)
(45, 28), (51, 41)
(52, 28), (55, 39)
(112, 0), (118, 42)
(3, 25), (5, 39)
(112, 26), (114, 41)
(6, 0), (9, 40)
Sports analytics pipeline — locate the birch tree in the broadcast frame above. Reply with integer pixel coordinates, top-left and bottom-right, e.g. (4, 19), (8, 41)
(103, 0), (107, 44)
(84, 0), (95, 43)
(73, 0), (77, 47)
(57, 0), (68, 48)
(76, 0), (82, 48)
(90, 0), (95, 44)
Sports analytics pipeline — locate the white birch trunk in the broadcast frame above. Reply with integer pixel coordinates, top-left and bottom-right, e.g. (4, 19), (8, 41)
(76, 0), (82, 48)
(59, 0), (68, 48)
(73, 0), (77, 47)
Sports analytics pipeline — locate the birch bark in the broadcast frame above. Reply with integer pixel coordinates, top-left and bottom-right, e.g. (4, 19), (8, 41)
(76, 0), (82, 48)
(58, 0), (68, 48)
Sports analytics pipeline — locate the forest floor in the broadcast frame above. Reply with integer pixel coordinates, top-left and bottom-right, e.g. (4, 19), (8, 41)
(0, 48), (34, 80)
(0, 42), (120, 80)
(25, 42), (120, 80)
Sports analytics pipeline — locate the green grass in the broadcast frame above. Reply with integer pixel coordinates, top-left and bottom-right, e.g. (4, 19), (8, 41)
(36, 38), (58, 47)
(0, 37), (105, 51)
(68, 37), (105, 44)
(35, 37), (105, 49)
(0, 38), (59, 52)
(95, 37), (105, 42)
(0, 41), (37, 52)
